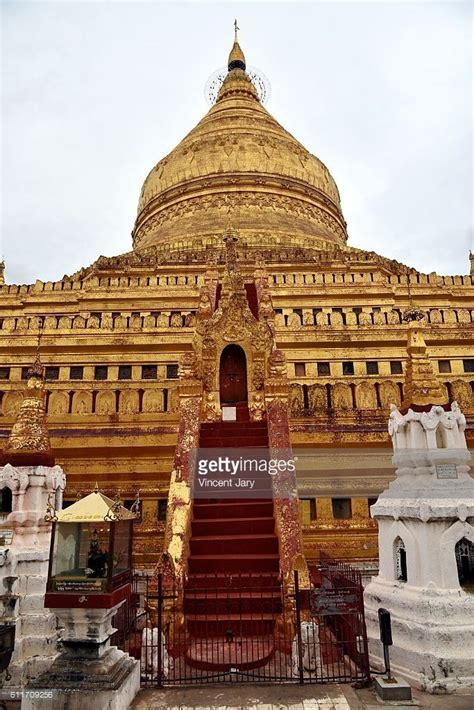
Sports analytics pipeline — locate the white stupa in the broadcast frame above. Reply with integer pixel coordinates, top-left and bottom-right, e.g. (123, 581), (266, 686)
(364, 309), (474, 693)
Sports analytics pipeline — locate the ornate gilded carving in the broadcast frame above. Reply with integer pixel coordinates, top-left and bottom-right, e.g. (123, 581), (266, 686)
(289, 383), (304, 416)
(308, 384), (328, 411)
(1, 357), (54, 467)
(134, 190), (347, 251)
(252, 360), (265, 390)
(402, 319), (448, 409)
(355, 382), (377, 410)
(2, 392), (24, 418)
(201, 391), (220, 421)
(379, 381), (402, 409)
(96, 390), (116, 415)
(268, 348), (287, 379)
(48, 391), (68, 416)
(332, 383), (353, 410)
(249, 391), (265, 421)
(450, 380), (473, 409)
(142, 390), (164, 413)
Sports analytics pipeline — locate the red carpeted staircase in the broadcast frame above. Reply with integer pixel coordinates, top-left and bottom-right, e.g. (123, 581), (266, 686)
(185, 415), (282, 670)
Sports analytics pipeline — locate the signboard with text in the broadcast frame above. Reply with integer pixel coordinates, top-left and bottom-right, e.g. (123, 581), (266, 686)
(53, 579), (104, 593)
(310, 587), (360, 615)
(436, 464), (458, 480)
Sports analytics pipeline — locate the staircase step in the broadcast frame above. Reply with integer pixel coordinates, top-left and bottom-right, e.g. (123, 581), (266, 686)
(190, 534), (279, 556)
(192, 500), (274, 519)
(187, 614), (275, 637)
(184, 591), (282, 615)
(200, 421), (268, 429)
(199, 427), (268, 436)
(192, 516), (275, 536)
(186, 572), (280, 589)
(185, 590), (280, 600)
(185, 636), (275, 671)
(188, 553), (280, 574)
(194, 483), (273, 498)
(199, 438), (269, 447)
(200, 428), (268, 437)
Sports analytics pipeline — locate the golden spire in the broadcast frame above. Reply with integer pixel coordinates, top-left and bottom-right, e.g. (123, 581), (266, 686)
(401, 308), (448, 410)
(228, 19), (246, 72)
(218, 23), (258, 104)
(223, 225), (239, 273)
(1, 351), (55, 467)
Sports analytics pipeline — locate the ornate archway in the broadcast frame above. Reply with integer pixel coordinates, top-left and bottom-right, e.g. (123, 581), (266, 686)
(219, 344), (248, 405)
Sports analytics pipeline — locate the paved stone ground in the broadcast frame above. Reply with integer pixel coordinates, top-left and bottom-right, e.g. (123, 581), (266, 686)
(132, 683), (474, 710)
(132, 683), (360, 709)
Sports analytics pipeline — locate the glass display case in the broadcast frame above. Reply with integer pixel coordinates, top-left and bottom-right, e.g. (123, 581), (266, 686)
(45, 487), (138, 605)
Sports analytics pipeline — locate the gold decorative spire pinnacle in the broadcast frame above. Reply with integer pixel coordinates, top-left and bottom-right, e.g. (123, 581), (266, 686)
(401, 309), (448, 410)
(223, 225), (239, 273)
(1, 350), (54, 467)
(228, 19), (246, 72)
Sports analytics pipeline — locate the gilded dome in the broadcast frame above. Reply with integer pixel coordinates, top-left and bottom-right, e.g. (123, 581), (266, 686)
(133, 37), (347, 253)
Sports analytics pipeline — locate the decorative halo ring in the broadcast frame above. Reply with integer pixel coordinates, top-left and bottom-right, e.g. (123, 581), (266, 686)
(204, 66), (271, 106)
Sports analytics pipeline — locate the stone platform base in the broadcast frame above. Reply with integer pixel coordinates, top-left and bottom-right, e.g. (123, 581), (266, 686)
(374, 676), (412, 701)
(22, 646), (139, 710)
(364, 578), (474, 693)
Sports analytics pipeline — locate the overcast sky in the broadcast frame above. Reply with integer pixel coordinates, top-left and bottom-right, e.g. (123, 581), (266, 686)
(1, 0), (472, 284)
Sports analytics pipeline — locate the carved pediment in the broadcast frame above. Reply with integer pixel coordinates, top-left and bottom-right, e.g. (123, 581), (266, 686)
(195, 273), (272, 354)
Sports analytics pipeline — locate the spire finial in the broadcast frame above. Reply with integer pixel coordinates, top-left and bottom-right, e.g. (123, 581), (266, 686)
(228, 21), (246, 72)
(26, 322), (45, 381)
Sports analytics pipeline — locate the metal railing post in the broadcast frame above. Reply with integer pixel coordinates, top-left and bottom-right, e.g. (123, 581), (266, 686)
(157, 573), (163, 687)
(294, 570), (304, 684)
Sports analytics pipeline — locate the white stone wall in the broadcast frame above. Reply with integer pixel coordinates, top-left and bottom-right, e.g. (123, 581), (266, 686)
(0, 464), (65, 688)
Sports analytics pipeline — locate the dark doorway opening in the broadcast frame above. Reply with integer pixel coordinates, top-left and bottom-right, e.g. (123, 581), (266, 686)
(456, 538), (474, 589)
(0, 488), (12, 515)
(219, 344), (248, 405)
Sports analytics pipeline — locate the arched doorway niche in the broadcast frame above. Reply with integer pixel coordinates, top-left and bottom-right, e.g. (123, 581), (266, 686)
(219, 344), (248, 406)
(455, 538), (474, 589)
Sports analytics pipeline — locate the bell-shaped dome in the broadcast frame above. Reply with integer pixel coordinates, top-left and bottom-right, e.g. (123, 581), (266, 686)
(133, 35), (347, 253)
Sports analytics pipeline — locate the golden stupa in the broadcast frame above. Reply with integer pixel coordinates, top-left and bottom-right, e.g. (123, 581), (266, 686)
(134, 35), (345, 251)
(0, 29), (472, 572)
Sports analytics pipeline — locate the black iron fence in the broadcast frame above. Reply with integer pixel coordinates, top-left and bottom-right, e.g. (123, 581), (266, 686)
(113, 557), (370, 687)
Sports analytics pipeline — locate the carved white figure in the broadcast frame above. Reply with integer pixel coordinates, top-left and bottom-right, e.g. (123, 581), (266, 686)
(292, 621), (322, 677)
(140, 627), (173, 679)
